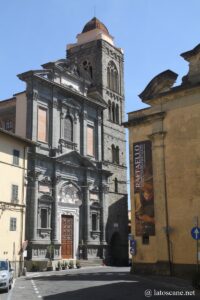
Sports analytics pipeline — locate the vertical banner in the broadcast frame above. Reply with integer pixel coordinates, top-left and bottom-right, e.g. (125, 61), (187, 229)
(133, 141), (155, 236)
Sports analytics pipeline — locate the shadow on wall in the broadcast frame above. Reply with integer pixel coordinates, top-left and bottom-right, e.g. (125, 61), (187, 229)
(105, 195), (128, 266)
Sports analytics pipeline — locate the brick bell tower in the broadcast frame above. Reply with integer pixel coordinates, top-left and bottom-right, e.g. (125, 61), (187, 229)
(67, 17), (128, 265)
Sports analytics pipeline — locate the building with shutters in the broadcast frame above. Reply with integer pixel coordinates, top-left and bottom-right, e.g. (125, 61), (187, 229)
(125, 43), (200, 277)
(0, 18), (128, 266)
(0, 128), (35, 275)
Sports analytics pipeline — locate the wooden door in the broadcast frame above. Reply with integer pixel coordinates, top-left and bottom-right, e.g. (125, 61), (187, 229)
(61, 215), (73, 259)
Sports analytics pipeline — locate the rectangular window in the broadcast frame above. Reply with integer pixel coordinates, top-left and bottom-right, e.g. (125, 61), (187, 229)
(37, 107), (48, 142)
(92, 214), (97, 231)
(13, 149), (20, 165)
(5, 120), (13, 130)
(87, 126), (94, 156)
(41, 209), (48, 228)
(142, 234), (150, 245)
(10, 218), (17, 231)
(11, 185), (18, 202)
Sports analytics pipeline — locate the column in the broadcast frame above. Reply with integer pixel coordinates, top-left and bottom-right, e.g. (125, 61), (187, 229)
(30, 170), (40, 241)
(74, 111), (80, 151)
(97, 111), (102, 161)
(52, 175), (61, 243)
(51, 94), (59, 150)
(82, 110), (87, 156)
(84, 186), (90, 244)
(100, 184), (108, 244)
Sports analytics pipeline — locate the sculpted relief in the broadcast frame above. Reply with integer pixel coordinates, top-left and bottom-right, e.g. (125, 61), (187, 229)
(59, 183), (82, 205)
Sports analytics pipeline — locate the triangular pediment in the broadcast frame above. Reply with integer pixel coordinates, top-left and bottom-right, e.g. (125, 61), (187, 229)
(55, 151), (96, 169)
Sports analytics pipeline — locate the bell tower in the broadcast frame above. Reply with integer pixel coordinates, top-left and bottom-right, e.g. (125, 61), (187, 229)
(67, 17), (128, 265)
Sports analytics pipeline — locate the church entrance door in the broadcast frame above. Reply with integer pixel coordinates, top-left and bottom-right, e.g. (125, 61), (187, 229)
(61, 215), (74, 259)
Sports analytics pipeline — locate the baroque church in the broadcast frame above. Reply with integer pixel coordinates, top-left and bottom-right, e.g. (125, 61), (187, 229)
(0, 18), (128, 265)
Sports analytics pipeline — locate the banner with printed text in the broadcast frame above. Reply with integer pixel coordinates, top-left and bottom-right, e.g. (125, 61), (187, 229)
(133, 141), (155, 236)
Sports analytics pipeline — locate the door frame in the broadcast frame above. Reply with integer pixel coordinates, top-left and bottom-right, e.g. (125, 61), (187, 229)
(61, 214), (74, 259)
(58, 209), (79, 260)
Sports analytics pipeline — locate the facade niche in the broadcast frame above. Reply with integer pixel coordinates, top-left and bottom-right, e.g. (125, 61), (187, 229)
(64, 116), (73, 142)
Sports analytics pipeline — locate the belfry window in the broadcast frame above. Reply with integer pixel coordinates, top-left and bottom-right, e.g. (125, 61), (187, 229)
(107, 61), (119, 93)
(112, 102), (115, 122)
(108, 100), (111, 120)
(111, 145), (120, 165)
(116, 104), (119, 124)
(64, 117), (73, 142)
(114, 178), (118, 193)
(111, 144), (115, 163)
(82, 60), (93, 79)
(108, 101), (120, 124)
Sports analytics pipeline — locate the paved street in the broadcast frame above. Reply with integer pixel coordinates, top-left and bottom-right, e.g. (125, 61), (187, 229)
(0, 266), (199, 300)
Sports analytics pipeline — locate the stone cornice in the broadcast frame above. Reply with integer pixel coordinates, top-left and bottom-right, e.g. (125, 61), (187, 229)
(124, 111), (165, 128)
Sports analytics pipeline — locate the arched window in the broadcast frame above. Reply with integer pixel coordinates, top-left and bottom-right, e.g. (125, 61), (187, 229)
(107, 61), (119, 93)
(116, 146), (119, 164)
(107, 67), (111, 87)
(64, 117), (73, 142)
(112, 102), (115, 122)
(108, 100), (111, 120)
(111, 145), (120, 164)
(116, 104), (119, 124)
(111, 144), (115, 163)
(82, 60), (93, 79)
(114, 178), (118, 193)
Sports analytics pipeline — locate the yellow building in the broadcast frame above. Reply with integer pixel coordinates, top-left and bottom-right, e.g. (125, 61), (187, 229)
(0, 128), (35, 276)
(125, 43), (200, 277)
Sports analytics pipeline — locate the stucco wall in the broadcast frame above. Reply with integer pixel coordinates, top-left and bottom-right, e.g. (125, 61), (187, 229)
(0, 132), (27, 263)
(129, 88), (200, 268)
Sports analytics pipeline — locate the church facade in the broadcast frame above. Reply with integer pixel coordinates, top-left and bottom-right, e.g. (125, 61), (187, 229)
(0, 18), (128, 264)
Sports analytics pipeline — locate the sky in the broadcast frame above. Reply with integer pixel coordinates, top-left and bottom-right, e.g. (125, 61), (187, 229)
(1, 0), (200, 205)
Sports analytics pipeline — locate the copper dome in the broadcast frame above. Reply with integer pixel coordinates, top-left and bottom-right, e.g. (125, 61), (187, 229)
(82, 17), (109, 35)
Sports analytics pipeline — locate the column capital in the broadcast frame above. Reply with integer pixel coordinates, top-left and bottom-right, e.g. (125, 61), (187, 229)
(148, 131), (167, 145)
(28, 169), (42, 181)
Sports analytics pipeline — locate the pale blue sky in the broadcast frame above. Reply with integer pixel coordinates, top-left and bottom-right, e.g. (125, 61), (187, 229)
(1, 0), (200, 206)
(1, 0), (200, 113)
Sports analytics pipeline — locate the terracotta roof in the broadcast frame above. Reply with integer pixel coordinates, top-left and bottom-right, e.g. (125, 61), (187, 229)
(82, 17), (109, 35)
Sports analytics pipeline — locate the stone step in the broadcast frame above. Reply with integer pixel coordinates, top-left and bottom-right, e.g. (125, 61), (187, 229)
(79, 259), (104, 267)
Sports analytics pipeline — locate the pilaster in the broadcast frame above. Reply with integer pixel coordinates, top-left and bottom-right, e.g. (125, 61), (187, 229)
(149, 131), (170, 263)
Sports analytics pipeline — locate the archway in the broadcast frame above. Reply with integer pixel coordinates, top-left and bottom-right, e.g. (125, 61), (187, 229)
(110, 232), (123, 266)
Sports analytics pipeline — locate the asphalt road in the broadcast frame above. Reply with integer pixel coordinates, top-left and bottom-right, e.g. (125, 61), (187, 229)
(0, 266), (199, 300)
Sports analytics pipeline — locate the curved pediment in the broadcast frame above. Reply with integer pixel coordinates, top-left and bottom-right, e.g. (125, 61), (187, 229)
(139, 70), (178, 102)
(39, 194), (53, 203)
